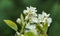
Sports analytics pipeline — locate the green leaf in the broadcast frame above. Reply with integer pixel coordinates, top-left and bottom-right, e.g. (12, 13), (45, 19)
(4, 20), (18, 31)
(24, 32), (35, 36)
(20, 14), (24, 25)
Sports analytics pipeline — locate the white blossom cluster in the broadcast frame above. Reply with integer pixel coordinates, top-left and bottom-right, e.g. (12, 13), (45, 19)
(16, 6), (52, 36)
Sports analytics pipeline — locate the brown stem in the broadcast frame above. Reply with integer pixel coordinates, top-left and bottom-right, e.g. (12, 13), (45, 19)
(40, 33), (48, 36)
(43, 33), (48, 36)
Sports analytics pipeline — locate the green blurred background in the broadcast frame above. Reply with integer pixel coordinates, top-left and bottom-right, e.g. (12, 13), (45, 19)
(0, 0), (60, 36)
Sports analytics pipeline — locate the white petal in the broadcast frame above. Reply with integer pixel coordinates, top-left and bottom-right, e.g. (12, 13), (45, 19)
(25, 23), (30, 28)
(25, 15), (29, 20)
(26, 7), (30, 10)
(47, 18), (52, 26)
(34, 13), (37, 16)
(47, 14), (50, 17)
(42, 11), (47, 16)
(30, 6), (37, 13)
(31, 17), (38, 23)
(38, 14), (43, 19)
(23, 10), (28, 14)
(29, 24), (36, 30)
(30, 6), (36, 10)
(16, 18), (21, 24)
(31, 12), (37, 17)
(26, 23), (36, 30)
(42, 11), (50, 18)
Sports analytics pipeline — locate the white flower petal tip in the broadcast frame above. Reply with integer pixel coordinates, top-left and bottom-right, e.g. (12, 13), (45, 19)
(30, 17), (38, 23)
(16, 18), (21, 24)
(42, 11), (50, 17)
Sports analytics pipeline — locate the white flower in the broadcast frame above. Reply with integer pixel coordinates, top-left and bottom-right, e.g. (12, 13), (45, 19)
(38, 11), (52, 27)
(23, 6), (37, 14)
(25, 23), (36, 30)
(25, 13), (37, 20)
(16, 18), (21, 24)
(30, 17), (38, 23)
(42, 11), (52, 27)
(24, 6), (37, 21)
(41, 17), (52, 27)
(38, 11), (50, 21)
(38, 14), (43, 19)
(38, 14), (45, 23)
(25, 23), (30, 29)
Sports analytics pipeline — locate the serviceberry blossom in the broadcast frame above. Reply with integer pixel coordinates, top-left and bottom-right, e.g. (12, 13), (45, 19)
(30, 17), (38, 23)
(38, 11), (52, 27)
(4, 6), (52, 36)
(16, 6), (52, 36)
(23, 6), (37, 15)
(23, 6), (37, 21)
